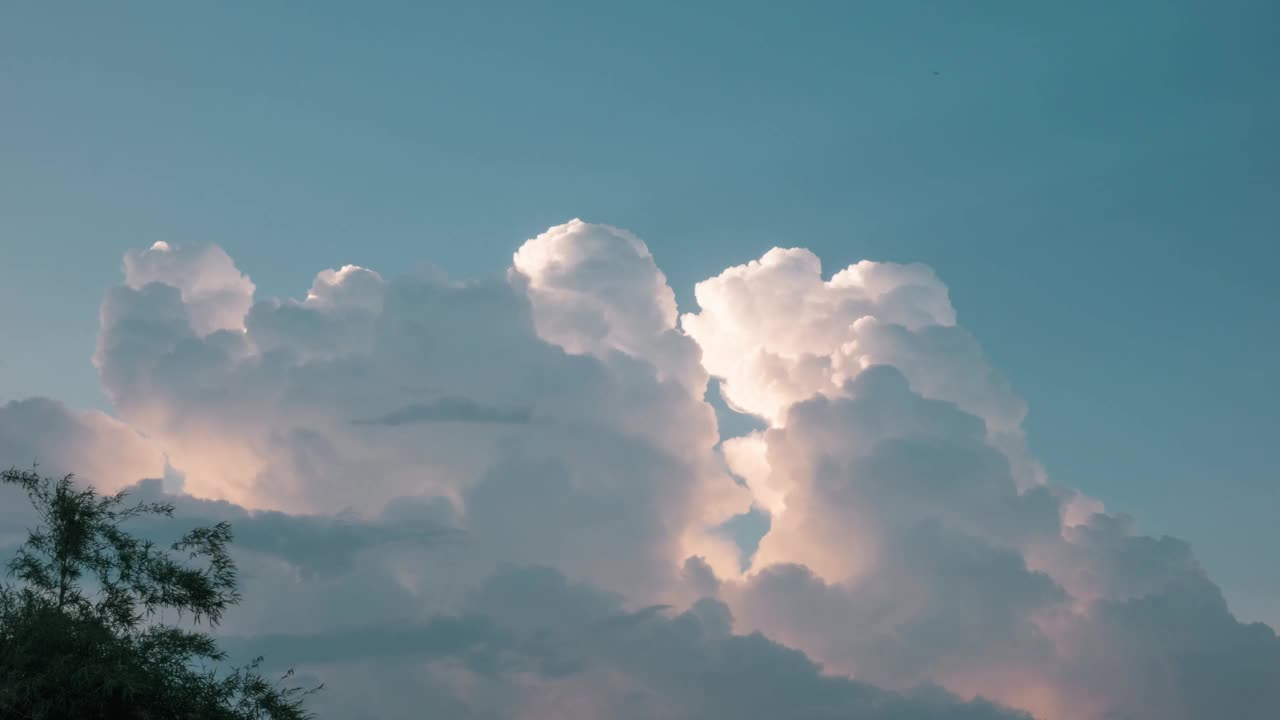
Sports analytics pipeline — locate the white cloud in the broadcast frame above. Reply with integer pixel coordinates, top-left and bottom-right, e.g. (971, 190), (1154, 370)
(684, 246), (1279, 718)
(1, 221), (1276, 719)
(683, 248), (1044, 490)
(683, 249), (956, 423)
(89, 222), (750, 601)
(512, 218), (707, 391)
(121, 241), (256, 335)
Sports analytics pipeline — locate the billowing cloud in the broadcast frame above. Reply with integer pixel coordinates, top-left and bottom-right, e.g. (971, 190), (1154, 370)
(684, 249), (1044, 490)
(89, 222), (750, 602)
(683, 246), (1279, 719)
(1, 221), (1275, 719)
(512, 219), (706, 392)
(682, 249), (956, 423)
(120, 241), (256, 336)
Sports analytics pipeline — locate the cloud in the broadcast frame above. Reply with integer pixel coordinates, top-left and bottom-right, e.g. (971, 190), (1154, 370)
(683, 246), (1280, 719)
(0, 398), (166, 547)
(0, 397), (165, 493)
(682, 249), (957, 424)
(1, 221), (1276, 719)
(683, 248), (1043, 490)
(734, 365), (1060, 583)
(512, 219), (707, 392)
(121, 241), (256, 336)
(224, 565), (1033, 720)
(89, 223), (751, 599)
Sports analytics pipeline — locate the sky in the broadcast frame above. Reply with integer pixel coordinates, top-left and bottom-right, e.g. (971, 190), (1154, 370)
(1, 2), (1278, 718)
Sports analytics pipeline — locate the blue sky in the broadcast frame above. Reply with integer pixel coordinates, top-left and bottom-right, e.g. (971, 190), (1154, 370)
(2, 0), (1277, 648)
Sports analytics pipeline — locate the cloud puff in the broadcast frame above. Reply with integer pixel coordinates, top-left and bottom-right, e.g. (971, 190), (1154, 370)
(683, 249), (958, 423)
(121, 241), (256, 335)
(684, 249), (1042, 490)
(734, 366), (1060, 582)
(2, 221), (1276, 719)
(512, 219), (707, 391)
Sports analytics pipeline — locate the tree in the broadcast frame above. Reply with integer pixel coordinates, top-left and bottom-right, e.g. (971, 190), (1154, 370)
(0, 466), (319, 719)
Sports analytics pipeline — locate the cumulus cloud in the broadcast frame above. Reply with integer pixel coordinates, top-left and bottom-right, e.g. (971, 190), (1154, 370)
(682, 249), (956, 423)
(683, 246), (1279, 719)
(512, 219), (707, 392)
(1, 221), (1276, 719)
(684, 248), (1043, 489)
(120, 241), (256, 335)
(733, 366), (1060, 582)
(89, 223), (751, 599)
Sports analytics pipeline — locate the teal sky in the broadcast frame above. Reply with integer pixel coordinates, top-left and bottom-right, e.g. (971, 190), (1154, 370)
(2, 0), (1277, 625)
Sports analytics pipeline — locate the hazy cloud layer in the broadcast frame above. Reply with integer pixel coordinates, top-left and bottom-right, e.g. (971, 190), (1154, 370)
(2, 220), (1275, 719)
(0, 397), (165, 544)
(227, 566), (1032, 720)
(354, 398), (534, 427)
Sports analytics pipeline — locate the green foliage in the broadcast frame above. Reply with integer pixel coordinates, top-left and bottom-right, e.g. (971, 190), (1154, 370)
(0, 467), (320, 719)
